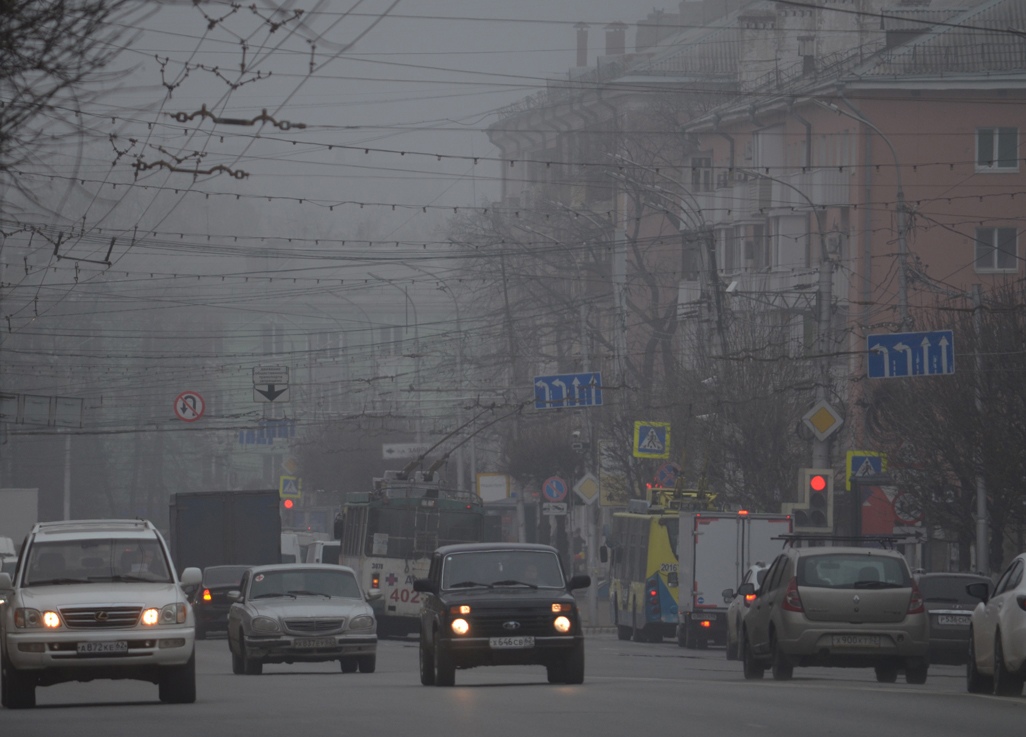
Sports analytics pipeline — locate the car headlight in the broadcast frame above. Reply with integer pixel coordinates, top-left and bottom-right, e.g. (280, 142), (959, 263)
(450, 618), (470, 636)
(251, 616), (281, 633)
(349, 615), (375, 630)
(553, 616), (572, 634)
(15, 608), (62, 629)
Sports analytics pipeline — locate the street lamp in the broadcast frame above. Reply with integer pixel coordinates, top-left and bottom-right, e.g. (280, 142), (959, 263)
(368, 272), (422, 444)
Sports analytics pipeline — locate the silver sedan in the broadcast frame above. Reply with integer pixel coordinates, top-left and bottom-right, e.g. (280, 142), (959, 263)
(226, 564), (378, 675)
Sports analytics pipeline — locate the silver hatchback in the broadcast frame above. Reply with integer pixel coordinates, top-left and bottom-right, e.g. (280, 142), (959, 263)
(738, 546), (930, 683)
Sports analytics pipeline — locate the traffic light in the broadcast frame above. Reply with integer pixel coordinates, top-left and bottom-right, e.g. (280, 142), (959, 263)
(281, 497), (295, 526)
(785, 468), (833, 531)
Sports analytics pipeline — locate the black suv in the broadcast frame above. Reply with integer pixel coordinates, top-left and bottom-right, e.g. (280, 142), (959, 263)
(413, 543), (590, 686)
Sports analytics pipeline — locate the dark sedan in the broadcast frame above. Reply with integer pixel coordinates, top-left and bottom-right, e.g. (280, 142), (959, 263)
(191, 565), (250, 639)
(916, 572), (993, 665)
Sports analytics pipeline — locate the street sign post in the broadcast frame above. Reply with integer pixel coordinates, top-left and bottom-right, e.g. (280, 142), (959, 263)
(173, 391), (205, 422)
(867, 330), (954, 379)
(254, 365), (290, 402)
(533, 372), (603, 410)
(541, 476), (568, 503)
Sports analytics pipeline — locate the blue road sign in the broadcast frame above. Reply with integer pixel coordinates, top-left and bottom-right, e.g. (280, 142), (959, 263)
(867, 330), (954, 379)
(534, 372), (603, 410)
(542, 476), (568, 502)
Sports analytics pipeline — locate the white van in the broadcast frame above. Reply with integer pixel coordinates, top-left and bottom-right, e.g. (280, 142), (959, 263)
(280, 532), (302, 564)
(305, 540), (341, 564)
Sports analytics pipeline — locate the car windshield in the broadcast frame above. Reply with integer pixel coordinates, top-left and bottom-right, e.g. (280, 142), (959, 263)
(441, 550), (565, 590)
(919, 575), (989, 603)
(248, 568), (362, 599)
(797, 554), (909, 589)
(23, 539), (172, 585)
(203, 566), (249, 587)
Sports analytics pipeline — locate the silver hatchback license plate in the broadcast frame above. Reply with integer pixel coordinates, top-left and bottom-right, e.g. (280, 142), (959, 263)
(77, 641), (128, 654)
(937, 614), (969, 626)
(294, 637), (337, 649)
(832, 634), (881, 648)
(489, 636), (535, 649)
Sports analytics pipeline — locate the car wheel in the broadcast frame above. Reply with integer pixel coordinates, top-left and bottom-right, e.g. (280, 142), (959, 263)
(741, 630), (765, 680)
(357, 655), (376, 674)
(419, 639), (435, 686)
(240, 639), (262, 676)
(904, 661), (928, 685)
(966, 630), (992, 694)
(993, 633), (1024, 697)
(434, 642), (456, 687)
(725, 621), (738, 661)
(0, 646), (36, 709)
(340, 658), (358, 673)
(158, 653), (197, 704)
(558, 641), (585, 685)
(875, 665), (898, 683)
(617, 624), (632, 641)
(770, 634), (793, 681)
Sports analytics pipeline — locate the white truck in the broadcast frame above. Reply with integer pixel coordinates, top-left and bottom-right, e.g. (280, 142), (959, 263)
(676, 510), (792, 649)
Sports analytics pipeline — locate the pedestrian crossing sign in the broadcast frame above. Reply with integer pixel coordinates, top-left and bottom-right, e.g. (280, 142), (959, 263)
(279, 475), (302, 499)
(633, 421), (670, 459)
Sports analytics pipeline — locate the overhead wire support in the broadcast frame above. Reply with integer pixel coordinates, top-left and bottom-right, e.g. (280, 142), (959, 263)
(167, 105), (306, 131)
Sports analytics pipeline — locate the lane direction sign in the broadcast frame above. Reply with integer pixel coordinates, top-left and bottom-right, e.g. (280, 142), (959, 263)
(254, 365), (290, 402)
(867, 330), (954, 379)
(534, 371), (603, 410)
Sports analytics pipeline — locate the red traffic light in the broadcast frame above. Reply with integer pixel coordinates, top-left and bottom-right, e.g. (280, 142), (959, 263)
(282, 498), (294, 509)
(808, 474), (827, 492)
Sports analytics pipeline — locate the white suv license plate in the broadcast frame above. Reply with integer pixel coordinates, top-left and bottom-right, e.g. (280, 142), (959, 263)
(489, 636), (535, 649)
(77, 641), (128, 654)
(294, 637), (337, 649)
(832, 635), (881, 648)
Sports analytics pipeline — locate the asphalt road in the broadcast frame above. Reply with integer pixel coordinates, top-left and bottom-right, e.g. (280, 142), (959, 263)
(3, 633), (1024, 736)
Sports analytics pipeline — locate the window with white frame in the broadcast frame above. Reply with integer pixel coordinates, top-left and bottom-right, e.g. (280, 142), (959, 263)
(974, 227), (1018, 272)
(976, 128), (1018, 171)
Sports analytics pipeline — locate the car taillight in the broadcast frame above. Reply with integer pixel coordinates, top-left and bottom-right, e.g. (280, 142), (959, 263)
(907, 580), (924, 614)
(202, 589), (212, 602)
(781, 577), (803, 612)
(744, 593), (757, 606)
(371, 573), (380, 589)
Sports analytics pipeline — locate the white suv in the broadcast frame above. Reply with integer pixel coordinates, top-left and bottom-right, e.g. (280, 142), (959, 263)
(0, 519), (202, 709)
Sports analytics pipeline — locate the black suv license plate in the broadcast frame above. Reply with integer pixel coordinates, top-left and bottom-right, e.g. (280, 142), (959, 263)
(489, 636), (535, 649)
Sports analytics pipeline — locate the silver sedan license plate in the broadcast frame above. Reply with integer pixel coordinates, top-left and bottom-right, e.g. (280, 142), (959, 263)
(294, 637), (337, 649)
(77, 641), (128, 654)
(832, 634), (880, 648)
(489, 636), (535, 649)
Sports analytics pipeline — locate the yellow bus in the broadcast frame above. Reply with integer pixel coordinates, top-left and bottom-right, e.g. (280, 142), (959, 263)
(606, 489), (714, 642)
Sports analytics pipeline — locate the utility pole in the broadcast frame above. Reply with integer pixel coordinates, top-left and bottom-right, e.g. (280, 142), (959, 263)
(972, 284), (989, 575)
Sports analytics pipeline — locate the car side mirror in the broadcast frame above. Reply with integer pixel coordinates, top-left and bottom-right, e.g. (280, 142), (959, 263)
(721, 588), (734, 603)
(567, 574), (591, 591)
(226, 590), (242, 602)
(966, 581), (990, 603)
(180, 567), (202, 588)
(737, 582), (756, 597)
(365, 589), (383, 602)
(412, 578), (436, 595)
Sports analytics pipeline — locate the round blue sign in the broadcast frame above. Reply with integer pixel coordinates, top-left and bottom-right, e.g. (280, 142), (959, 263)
(542, 476), (568, 502)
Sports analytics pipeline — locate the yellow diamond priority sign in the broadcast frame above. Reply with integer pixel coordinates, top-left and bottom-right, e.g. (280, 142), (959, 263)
(802, 400), (843, 441)
(573, 473), (600, 505)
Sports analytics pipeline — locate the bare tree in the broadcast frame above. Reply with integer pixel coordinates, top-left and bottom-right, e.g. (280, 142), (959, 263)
(1, 0), (149, 207)
(865, 282), (1026, 571)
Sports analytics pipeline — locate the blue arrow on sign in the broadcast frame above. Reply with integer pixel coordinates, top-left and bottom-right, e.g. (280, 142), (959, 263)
(867, 330), (954, 379)
(534, 372), (603, 410)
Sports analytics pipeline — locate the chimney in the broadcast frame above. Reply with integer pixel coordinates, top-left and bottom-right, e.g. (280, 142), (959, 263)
(604, 22), (627, 56)
(575, 22), (589, 67)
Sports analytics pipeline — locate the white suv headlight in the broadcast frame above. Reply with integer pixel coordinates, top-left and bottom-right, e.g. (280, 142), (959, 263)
(15, 608), (62, 629)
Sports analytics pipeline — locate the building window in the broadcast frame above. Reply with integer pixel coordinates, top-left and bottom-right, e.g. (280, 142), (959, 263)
(691, 157), (712, 192)
(976, 128), (1018, 171)
(974, 227), (1018, 272)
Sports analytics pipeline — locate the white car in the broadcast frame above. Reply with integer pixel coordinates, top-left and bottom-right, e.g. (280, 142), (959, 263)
(967, 553), (1026, 696)
(227, 563), (378, 675)
(722, 564), (767, 661)
(0, 519), (202, 709)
